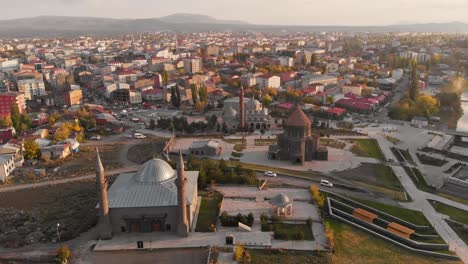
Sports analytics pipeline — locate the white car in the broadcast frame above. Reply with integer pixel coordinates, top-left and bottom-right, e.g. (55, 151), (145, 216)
(124, 134), (133, 138)
(320, 180), (333, 187)
(264, 171), (277, 177)
(90, 135), (101, 140)
(134, 133), (147, 139)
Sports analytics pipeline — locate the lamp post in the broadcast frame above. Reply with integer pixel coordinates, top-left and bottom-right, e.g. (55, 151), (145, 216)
(56, 223), (61, 242)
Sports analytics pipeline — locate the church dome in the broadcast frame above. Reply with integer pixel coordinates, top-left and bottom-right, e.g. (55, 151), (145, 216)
(133, 158), (176, 184)
(286, 107), (312, 127)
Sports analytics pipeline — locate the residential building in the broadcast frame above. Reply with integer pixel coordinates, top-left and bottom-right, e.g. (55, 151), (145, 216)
(17, 79), (46, 100)
(256, 74), (280, 89)
(0, 154), (15, 183)
(184, 58), (202, 74)
(0, 92), (26, 117)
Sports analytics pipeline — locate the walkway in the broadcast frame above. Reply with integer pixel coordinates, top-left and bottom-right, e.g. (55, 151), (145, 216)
(372, 134), (468, 263)
(0, 166), (138, 193)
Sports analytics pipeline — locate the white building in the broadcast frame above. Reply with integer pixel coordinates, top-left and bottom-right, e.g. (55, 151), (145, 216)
(17, 79), (46, 100)
(0, 154), (15, 183)
(278, 57), (294, 67)
(392, 69), (404, 81)
(184, 58), (202, 74)
(256, 74), (280, 89)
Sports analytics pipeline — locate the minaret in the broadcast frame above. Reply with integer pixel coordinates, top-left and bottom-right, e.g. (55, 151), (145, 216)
(176, 150), (189, 237)
(96, 148), (112, 239)
(239, 83), (245, 131)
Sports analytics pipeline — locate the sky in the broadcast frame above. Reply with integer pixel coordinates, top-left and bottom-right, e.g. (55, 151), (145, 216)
(2, 0), (468, 26)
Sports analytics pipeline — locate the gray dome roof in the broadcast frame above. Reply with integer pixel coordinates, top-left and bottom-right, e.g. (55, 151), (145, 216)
(270, 193), (292, 207)
(133, 158), (176, 184)
(224, 106), (237, 118)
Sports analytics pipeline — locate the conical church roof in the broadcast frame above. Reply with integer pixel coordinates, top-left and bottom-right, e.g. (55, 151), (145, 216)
(286, 107), (312, 127)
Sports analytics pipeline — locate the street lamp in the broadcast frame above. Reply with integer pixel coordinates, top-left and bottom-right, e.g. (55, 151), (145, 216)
(56, 223), (61, 242)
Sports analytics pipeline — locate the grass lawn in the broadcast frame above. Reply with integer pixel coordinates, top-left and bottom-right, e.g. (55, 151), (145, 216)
(195, 191), (222, 232)
(437, 193), (468, 206)
(319, 138), (346, 149)
(275, 223), (314, 240)
(375, 164), (402, 192)
(349, 139), (385, 160)
(447, 221), (468, 245)
(346, 196), (431, 226)
(399, 148), (414, 163)
(327, 219), (460, 264)
(430, 201), (468, 224)
(403, 166), (435, 193)
(250, 249), (326, 264)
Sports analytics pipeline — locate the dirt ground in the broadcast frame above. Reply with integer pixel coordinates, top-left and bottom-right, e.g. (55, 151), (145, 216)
(8, 144), (123, 185)
(0, 180), (101, 248)
(126, 140), (168, 164)
(94, 248), (209, 264)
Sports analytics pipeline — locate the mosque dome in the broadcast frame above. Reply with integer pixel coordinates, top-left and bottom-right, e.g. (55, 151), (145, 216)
(133, 158), (176, 184)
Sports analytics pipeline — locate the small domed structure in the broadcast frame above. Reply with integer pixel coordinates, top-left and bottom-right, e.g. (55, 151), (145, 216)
(270, 193), (293, 217)
(133, 158), (176, 184)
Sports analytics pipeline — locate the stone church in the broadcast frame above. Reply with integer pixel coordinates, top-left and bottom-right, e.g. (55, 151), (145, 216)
(268, 107), (328, 163)
(95, 149), (198, 239)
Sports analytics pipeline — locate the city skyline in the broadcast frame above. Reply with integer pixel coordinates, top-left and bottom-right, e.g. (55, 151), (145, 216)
(2, 0), (468, 26)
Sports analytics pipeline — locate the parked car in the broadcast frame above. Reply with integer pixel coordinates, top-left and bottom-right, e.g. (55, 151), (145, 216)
(124, 134), (133, 138)
(134, 133), (147, 139)
(264, 171), (277, 177)
(90, 135), (101, 140)
(320, 179), (333, 187)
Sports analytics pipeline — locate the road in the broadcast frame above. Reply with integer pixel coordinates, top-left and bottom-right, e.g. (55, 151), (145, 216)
(257, 173), (399, 206)
(0, 166), (138, 193)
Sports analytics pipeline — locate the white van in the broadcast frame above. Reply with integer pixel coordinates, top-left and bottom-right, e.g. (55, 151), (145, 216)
(320, 180), (333, 187)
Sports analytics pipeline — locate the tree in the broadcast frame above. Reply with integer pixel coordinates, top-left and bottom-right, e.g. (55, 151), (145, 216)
(170, 86), (181, 108)
(415, 94), (439, 116)
(409, 62), (419, 101)
(208, 114), (218, 129)
(149, 119), (156, 130)
(199, 85), (208, 103)
(54, 245), (71, 264)
(10, 104), (21, 132)
(161, 71), (169, 85)
(190, 84), (199, 105)
(48, 112), (62, 126)
(24, 140), (40, 159)
(55, 125), (71, 141)
(262, 94), (273, 107)
(0, 116), (12, 128)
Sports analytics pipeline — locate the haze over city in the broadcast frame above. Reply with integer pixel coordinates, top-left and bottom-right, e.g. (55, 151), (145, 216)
(2, 0), (468, 25)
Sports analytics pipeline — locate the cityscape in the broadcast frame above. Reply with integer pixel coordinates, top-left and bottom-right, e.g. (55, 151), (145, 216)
(0, 2), (468, 264)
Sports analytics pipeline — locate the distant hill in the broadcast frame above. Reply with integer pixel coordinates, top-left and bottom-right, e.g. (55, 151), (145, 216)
(158, 13), (248, 25)
(0, 15), (466, 37)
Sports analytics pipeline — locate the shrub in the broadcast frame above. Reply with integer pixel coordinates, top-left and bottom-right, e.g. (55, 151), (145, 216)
(274, 229), (287, 240)
(293, 231), (305, 240)
(220, 211), (254, 227)
(270, 215), (283, 224)
(260, 213), (268, 225)
(310, 184), (325, 208)
(55, 245), (71, 264)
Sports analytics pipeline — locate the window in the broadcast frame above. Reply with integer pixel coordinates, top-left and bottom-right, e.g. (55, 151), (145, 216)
(121, 226), (126, 232)
(166, 224), (171, 231)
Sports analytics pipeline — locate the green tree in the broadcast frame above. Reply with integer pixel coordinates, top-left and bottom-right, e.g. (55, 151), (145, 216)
(149, 119), (156, 130)
(409, 62), (419, 101)
(24, 140), (40, 159)
(161, 71), (169, 85)
(199, 85), (208, 103)
(10, 104), (21, 132)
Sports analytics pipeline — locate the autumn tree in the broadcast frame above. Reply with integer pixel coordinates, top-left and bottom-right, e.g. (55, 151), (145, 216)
(262, 94), (273, 107)
(0, 116), (12, 128)
(190, 84), (199, 105)
(24, 140), (40, 160)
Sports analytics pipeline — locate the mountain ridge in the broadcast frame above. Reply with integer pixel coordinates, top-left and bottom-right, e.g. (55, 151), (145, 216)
(0, 15), (466, 37)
